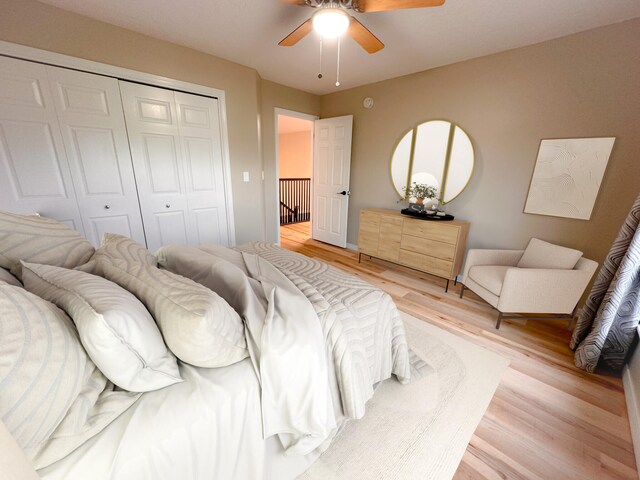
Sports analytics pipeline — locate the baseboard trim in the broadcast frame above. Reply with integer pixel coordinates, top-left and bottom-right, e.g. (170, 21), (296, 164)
(623, 365), (640, 479)
(346, 243), (358, 251)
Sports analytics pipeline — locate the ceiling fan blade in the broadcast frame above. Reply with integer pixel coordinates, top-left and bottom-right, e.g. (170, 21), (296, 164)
(357, 0), (445, 12)
(278, 18), (313, 47)
(347, 16), (384, 54)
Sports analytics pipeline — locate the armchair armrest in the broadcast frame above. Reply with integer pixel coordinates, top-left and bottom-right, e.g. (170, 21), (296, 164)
(462, 249), (524, 283)
(498, 267), (595, 314)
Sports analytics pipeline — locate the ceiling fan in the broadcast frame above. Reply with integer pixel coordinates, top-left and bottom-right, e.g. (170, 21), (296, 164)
(278, 0), (446, 54)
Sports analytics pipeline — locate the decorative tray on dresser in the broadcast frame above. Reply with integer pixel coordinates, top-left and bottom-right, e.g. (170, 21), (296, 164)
(358, 208), (470, 292)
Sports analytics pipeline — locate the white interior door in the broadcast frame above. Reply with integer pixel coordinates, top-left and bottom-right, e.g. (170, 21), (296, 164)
(0, 56), (85, 233)
(312, 115), (353, 248)
(47, 66), (146, 247)
(174, 92), (230, 245)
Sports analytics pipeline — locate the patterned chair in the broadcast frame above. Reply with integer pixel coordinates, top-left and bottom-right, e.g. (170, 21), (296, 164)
(459, 238), (598, 329)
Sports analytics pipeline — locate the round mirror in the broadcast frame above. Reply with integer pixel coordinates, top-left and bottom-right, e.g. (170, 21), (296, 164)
(390, 120), (475, 204)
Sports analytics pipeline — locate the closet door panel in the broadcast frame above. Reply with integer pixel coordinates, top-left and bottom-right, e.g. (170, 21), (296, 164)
(90, 215), (135, 243)
(47, 66), (146, 246)
(175, 92), (229, 245)
(154, 211), (189, 246)
(0, 56), (84, 231)
(119, 81), (193, 252)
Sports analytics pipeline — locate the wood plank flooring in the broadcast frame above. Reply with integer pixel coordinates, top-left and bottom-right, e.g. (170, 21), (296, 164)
(280, 222), (637, 480)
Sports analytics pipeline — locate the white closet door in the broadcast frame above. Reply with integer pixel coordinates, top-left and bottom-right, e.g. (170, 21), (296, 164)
(0, 56), (85, 232)
(175, 92), (229, 245)
(46, 66), (146, 247)
(119, 81), (194, 252)
(120, 81), (230, 252)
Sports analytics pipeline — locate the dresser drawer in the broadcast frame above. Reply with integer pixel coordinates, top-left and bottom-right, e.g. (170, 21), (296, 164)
(359, 211), (380, 255)
(378, 215), (403, 262)
(402, 220), (459, 245)
(399, 249), (453, 279)
(400, 234), (456, 261)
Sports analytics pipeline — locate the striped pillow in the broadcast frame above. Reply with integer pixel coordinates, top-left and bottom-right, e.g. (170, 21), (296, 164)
(21, 262), (182, 393)
(95, 234), (248, 368)
(93, 232), (156, 267)
(0, 211), (95, 280)
(0, 267), (22, 287)
(0, 284), (140, 469)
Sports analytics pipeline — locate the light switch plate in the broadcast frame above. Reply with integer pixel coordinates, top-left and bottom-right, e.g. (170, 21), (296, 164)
(243, 171), (250, 182)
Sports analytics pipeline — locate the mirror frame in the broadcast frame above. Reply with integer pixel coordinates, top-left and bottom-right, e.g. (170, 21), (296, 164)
(390, 119), (475, 205)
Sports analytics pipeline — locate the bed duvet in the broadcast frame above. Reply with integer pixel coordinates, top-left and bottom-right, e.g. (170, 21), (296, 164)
(39, 242), (412, 480)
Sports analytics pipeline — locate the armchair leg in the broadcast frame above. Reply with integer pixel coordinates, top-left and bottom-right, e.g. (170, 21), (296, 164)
(496, 312), (503, 330)
(459, 284), (465, 299)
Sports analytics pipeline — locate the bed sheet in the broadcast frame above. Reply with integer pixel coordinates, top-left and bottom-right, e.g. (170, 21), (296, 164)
(38, 360), (319, 480)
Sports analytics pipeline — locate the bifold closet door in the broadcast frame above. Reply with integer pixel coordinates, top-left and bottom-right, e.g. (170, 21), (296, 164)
(174, 91), (230, 247)
(0, 56), (85, 232)
(119, 81), (230, 252)
(47, 66), (146, 246)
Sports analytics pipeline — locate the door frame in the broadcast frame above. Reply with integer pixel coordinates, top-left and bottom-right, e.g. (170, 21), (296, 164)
(274, 108), (318, 245)
(0, 41), (237, 246)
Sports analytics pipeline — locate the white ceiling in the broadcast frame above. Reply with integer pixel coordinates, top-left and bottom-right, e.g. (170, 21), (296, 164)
(38, 0), (640, 95)
(278, 115), (314, 134)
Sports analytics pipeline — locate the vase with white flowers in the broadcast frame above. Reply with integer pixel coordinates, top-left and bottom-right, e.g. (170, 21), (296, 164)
(404, 182), (438, 205)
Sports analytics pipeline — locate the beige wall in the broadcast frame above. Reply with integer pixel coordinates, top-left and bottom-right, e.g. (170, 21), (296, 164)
(2, 0), (638, 269)
(0, 0), (320, 246)
(321, 18), (640, 269)
(261, 80), (320, 243)
(278, 131), (313, 179)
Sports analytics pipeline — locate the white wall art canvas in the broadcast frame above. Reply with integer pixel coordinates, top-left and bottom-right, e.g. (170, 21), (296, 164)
(524, 137), (615, 220)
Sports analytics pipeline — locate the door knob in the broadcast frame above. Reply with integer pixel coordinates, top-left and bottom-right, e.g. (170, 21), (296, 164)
(165, 204), (171, 208)
(104, 205), (110, 210)
(337, 190), (350, 196)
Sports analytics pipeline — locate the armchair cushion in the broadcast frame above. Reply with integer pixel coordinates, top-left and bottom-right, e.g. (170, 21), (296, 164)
(517, 238), (582, 270)
(462, 249), (524, 283)
(467, 266), (510, 296)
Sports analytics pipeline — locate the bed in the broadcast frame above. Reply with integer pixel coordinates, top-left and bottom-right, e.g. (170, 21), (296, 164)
(0, 212), (413, 480)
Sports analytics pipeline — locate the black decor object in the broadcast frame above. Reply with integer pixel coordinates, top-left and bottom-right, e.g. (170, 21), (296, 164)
(400, 208), (455, 221)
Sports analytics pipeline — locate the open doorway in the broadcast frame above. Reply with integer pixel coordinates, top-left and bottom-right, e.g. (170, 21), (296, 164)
(276, 111), (315, 245)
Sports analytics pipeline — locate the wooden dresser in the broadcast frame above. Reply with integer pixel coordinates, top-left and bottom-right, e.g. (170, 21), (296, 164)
(358, 208), (470, 291)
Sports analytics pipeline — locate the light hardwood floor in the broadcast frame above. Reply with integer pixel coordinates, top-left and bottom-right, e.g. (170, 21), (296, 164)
(280, 222), (637, 480)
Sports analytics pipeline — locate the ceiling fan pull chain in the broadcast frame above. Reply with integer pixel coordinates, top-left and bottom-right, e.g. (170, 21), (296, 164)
(336, 36), (341, 87)
(318, 37), (323, 79)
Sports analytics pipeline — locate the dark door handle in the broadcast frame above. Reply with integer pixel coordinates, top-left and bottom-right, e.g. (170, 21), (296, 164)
(338, 190), (350, 196)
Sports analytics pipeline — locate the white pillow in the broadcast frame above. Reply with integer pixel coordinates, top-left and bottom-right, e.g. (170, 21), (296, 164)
(0, 283), (140, 469)
(95, 234), (248, 368)
(517, 238), (583, 270)
(0, 267), (22, 287)
(92, 232), (157, 267)
(21, 262), (182, 392)
(0, 211), (94, 280)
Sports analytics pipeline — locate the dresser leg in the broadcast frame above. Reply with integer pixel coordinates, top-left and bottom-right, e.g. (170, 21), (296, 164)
(358, 252), (362, 263)
(454, 277), (457, 286)
(445, 279), (450, 293)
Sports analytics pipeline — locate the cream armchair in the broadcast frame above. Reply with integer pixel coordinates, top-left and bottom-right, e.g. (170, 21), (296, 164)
(459, 243), (598, 329)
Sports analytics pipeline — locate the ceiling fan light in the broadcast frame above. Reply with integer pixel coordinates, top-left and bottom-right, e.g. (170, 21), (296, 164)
(312, 9), (350, 39)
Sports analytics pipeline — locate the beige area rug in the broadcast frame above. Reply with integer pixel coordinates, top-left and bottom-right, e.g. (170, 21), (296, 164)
(299, 312), (509, 480)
